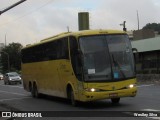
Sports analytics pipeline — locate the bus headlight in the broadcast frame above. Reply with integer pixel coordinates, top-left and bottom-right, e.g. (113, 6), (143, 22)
(127, 84), (136, 89)
(85, 88), (99, 92)
(90, 88), (96, 92)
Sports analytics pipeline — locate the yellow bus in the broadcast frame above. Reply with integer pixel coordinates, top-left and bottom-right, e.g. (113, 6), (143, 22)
(21, 30), (137, 106)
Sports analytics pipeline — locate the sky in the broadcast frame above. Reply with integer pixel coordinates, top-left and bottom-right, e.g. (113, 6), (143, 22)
(0, 0), (160, 46)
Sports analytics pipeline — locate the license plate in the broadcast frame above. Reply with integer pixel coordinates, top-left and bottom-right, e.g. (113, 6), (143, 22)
(109, 93), (118, 97)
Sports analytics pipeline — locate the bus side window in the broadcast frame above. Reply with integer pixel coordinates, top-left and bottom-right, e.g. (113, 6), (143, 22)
(45, 41), (58, 60)
(57, 38), (69, 59)
(69, 36), (82, 81)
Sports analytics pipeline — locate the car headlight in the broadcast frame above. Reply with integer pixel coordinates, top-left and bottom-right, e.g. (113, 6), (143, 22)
(9, 78), (12, 80)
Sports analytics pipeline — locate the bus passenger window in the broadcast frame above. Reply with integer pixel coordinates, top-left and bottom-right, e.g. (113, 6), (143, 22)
(57, 38), (69, 59)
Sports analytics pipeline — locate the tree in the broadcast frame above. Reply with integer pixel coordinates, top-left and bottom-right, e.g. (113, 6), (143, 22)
(142, 23), (160, 33)
(1, 42), (23, 73)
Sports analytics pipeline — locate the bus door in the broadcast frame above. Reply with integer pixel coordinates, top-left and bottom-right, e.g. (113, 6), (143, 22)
(56, 37), (72, 97)
(69, 36), (83, 99)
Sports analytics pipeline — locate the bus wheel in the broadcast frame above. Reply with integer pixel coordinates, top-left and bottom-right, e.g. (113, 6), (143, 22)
(111, 98), (120, 104)
(71, 89), (77, 106)
(31, 83), (40, 98)
(68, 88), (77, 106)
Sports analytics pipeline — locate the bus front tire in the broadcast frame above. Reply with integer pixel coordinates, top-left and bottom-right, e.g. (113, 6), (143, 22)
(71, 90), (77, 106)
(68, 88), (78, 106)
(111, 98), (120, 104)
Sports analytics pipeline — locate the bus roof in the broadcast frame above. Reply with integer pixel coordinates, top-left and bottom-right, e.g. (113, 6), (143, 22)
(23, 29), (126, 49)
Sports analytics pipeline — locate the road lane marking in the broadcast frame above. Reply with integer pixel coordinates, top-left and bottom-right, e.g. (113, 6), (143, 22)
(143, 109), (160, 112)
(0, 84), (23, 89)
(0, 97), (31, 102)
(0, 90), (28, 96)
(137, 84), (155, 88)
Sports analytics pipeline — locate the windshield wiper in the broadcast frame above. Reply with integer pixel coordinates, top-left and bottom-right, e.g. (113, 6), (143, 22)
(112, 54), (126, 79)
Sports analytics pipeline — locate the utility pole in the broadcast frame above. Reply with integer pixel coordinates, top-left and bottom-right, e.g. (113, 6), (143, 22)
(0, 0), (26, 15)
(137, 10), (140, 30)
(5, 34), (6, 47)
(120, 21), (127, 32)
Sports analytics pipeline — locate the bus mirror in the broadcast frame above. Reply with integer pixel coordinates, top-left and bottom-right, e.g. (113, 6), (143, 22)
(132, 48), (139, 62)
(132, 48), (139, 73)
(132, 48), (138, 53)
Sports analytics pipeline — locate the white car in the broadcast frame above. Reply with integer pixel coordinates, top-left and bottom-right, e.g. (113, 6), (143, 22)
(4, 72), (22, 85)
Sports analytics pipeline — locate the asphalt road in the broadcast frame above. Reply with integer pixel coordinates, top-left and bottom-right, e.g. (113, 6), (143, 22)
(0, 80), (159, 120)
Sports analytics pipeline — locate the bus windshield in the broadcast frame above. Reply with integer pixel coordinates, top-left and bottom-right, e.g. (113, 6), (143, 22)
(79, 35), (135, 81)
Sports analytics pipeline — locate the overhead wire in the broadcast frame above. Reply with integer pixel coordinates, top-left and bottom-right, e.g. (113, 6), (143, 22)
(0, 0), (54, 28)
(0, 1), (15, 11)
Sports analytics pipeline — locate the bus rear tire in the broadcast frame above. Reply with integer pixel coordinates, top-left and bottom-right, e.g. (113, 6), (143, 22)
(111, 98), (120, 104)
(31, 83), (40, 98)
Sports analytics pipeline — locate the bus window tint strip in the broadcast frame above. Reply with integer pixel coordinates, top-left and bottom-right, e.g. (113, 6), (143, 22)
(21, 37), (69, 63)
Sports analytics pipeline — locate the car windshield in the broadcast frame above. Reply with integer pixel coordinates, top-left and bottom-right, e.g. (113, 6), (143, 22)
(79, 34), (135, 81)
(8, 72), (19, 77)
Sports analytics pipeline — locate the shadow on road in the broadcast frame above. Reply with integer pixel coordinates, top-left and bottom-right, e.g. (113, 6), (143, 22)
(37, 94), (130, 110)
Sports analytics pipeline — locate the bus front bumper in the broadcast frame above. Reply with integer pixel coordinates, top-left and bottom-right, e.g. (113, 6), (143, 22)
(79, 87), (137, 102)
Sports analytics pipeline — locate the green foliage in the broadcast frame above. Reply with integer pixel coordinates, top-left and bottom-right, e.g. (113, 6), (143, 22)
(142, 23), (160, 33)
(1, 42), (23, 73)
